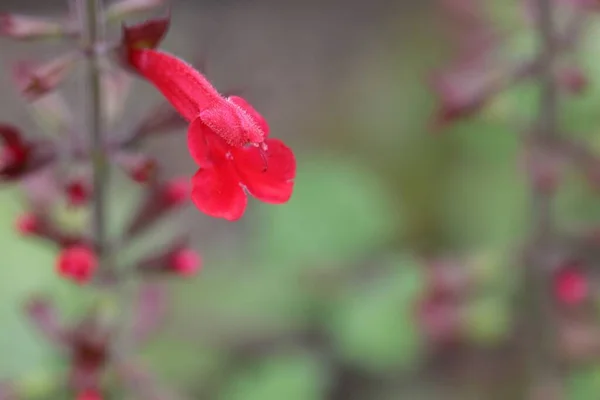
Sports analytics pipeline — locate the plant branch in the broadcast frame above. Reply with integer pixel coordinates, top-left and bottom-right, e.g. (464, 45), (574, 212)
(522, 0), (564, 398)
(82, 0), (107, 257)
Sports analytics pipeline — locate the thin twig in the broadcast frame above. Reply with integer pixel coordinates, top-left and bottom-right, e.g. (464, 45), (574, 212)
(82, 0), (107, 256)
(522, 0), (564, 398)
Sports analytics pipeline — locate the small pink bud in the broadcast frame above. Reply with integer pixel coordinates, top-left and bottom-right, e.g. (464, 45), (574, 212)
(0, 13), (70, 40)
(56, 246), (98, 284)
(116, 153), (157, 183)
(106, 0), (168, 21)
(15, 212), (39, 235)
(163, 178), (189, 205)
(554, 264), (588, 306)
(170, 248), (201, 276)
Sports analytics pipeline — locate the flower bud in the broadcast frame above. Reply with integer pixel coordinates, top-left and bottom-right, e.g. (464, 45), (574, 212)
(136, 236), (201, 277)
(65, 178), (91, 207)
(554, 262), (589, 306)
(0, 124), (55, 181)
(56, 246), (98, 284)
(115, 152), (157, 183)
(15, 212), (40, 236)
(76, 389), (103, 400)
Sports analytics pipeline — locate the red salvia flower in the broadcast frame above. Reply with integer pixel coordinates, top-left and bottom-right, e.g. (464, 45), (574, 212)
(189, 119), (295, 220)
(0, 124), (31, 179)
(122, 19), (296, 219)
(56, 246), (98, 284)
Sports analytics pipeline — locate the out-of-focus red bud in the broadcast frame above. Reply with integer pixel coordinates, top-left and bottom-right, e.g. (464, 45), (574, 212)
(65, 178), (91, 207)
(125, 177), (189, 239)
(106, 0), (168, 21)
(163, 177), (189, 206)
(558, 66), (588, 95)
(137, 236), (201, 277)
(431, 72), (495, 127)
(170, 248), (201, 276)
(15, 212), (40, 236)
(426, 258), (473, 296)
(66, 319), (109, 393)
(554, 262), (589, 306)
(0, 14), (74, 40)
(12, 53), (77, 101)
(115, 152), (157, 183)
(76, 389), (103, 400)
(56, 246), (98, 284)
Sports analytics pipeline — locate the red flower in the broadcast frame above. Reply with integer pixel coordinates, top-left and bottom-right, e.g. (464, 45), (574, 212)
(123, 21), (296, 219)
(0, 124), (31, 179)
(554, 264), (589, 306)
(189, 118), (295, 220)
(56, 246), (98, 284)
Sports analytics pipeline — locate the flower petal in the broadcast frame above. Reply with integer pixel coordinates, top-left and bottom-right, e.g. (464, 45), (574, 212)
(187, 116), (229, 165)
(128, 48), (221, 122)
(191, 164), (247, 221)
(234, 138), (295, 204)
(227, 95), (270, 137)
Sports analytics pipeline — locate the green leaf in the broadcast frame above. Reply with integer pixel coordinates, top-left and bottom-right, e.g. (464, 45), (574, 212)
(327, 254), (424, 372)
(220, 351), (328, 400)
(567, 365), (600, 400)
(251, 156), (400, 269)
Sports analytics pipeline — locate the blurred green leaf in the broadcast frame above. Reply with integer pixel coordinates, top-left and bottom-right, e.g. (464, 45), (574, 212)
(251, 156), (400, 269)
(220, 351), (328, 400)
(568, 365), (600, 400)
(327, 254), (424, 372)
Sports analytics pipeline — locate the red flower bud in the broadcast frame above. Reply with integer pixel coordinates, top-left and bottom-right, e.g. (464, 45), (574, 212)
(15, 212), (40, 236)
(170, 248), (201, 276)
(554, 265), (589, 306)
(137, 237), (201, 277)
(0, 13), (72, 40)
(106, 0), (168, 21)
(12, 53), (77, 101)
(163, 177), (189, 205)
(115, 152), (157, 183)
(65, 178), (91, 207)
(56, 246), (98, 284)
(76, 389), (102, 400)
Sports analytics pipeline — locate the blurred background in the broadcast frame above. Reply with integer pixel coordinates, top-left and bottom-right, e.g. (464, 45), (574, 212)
(3, 0), (600, 398)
